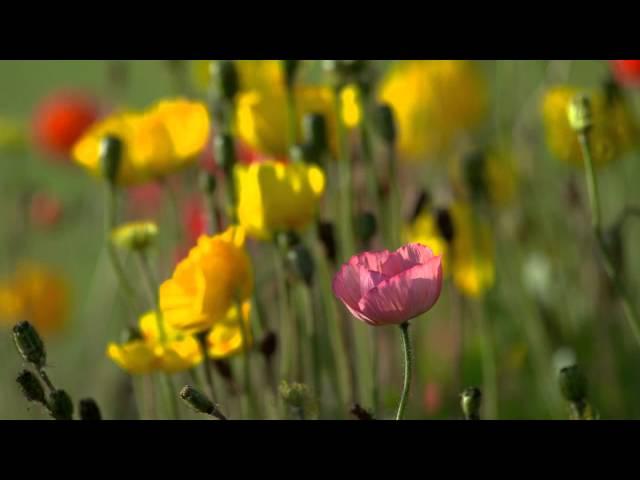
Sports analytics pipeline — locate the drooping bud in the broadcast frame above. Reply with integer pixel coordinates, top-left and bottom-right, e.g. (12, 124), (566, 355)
(79, 398), (102, 420)
(111, 221), (158, 252)
(303, 113), (329, 158)
(214, 359), (233, 382)
(180, 385), (215, 415)
(214, 133), (236, 173)
(558, 365), (588, 404)
(410, 190), (432, 222)
(435, 208), (455, 244)
(210, 61), (239, 102)
(353, 211), (378, 246)
(120, 326), (144, 344)
(259, 331), (278, 359)
(286, 243), (315, 287)
(567, 93), (593, 133)
(460, 386), (482, 420)
(317, 221), (337, 263)
(99, 135), (123, 185)
(48, 389), (74, 420)
(16, 370), (46, 405)
(13, 321), (46, 368)
(350, 403), (374, 420)
(374, 103), (397, 146)
(279, 381), (319, 420)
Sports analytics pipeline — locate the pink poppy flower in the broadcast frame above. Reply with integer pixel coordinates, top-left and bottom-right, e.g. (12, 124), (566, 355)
(332, 243), (443, 326)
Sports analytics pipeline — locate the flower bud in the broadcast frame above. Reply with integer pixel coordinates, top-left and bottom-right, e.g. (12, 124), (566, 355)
(374, 103), (397, 146)
(180, 385), (215, 415)
(214, 133), (236, 173)
(354, 211), (377, 246)
(279, 381), (318, 420)
(558, 365), (588, 404)
(259, 331), (278, 359)
(48, 389), (74, 420)
(435, 208), (455, 244)
(567, 93), (593, 133)
(111, 221), (158, 252)
(120, 326), (144, 344)
(410, 189), (432, 222)
(99, 135), (123, 185)
(463, 148), (488, 202)
(198, 171), (217, 195)
(214, 359), (233, 381)
(13, 321), (46, 368)
(210, 61), (239, 102)
(281, 60), (300, 89)
(287, 243), (315, 286)
(460, 386), (482, 420)
(303, 113), (328, 157)
(79, 398), (102, 420)
(350, 403), (374, 420)
(16, 370), (46, 405)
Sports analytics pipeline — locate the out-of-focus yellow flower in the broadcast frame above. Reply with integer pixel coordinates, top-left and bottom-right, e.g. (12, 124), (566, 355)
(72, 98), (209, 185)
(0, 117), (27, 153)
(235, 160), (326, 239)
(191, 60), (283, 93)
(0, 263), (70, 336)
(236, 85), (336, 158)
(541, 85), (638, 168)
(341, 84), (362, 129)
(107, 311), (203, 375)
(159, 226), (253, 335)
(111, 221), (158, 251)
(207, 300), (252, 358)
(405, 202), (494, 298)
(378, 60), (488, 162)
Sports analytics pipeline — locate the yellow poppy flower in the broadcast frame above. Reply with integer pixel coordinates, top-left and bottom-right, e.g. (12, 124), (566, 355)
(207, 300), (252, 359)
(541, 85), (638, 168)
(72, 98), (209, 185)
(235, 160), (326, 239)
(341, 84), (362, 129)
(107, 311), (202, 375)
(159, 226), (253, 335)
(111, 220), (158, 251)
(405, 202), (494, 298)
(0, 117), (27, 153)
(378, 60), (488, 162)
(236, 84), (337, 158)
(0, 262), (70, 336)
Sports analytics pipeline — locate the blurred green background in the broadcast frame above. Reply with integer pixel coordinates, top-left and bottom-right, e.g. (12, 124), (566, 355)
(2, 60), (640, 420)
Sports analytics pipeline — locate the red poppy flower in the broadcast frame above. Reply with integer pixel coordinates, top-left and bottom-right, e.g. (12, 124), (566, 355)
(183, 196), (208, 244)
(610, 60), (640, 87)
(29, 192), (63, 229)
(32, 90), (100, 160)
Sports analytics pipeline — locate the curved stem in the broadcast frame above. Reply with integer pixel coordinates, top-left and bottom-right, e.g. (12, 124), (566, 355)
(577, 131), (640, 346)
(396, 322), (412, 420)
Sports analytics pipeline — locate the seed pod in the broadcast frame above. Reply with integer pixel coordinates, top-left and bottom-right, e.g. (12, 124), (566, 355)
(180, 385), (215, 415)
(16, 370), (46, 405)
(13, 321), (46, 368)
(79, 398), (102, 420)
(48, 389), (74, 420)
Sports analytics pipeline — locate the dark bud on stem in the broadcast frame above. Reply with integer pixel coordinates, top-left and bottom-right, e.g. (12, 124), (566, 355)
(350, 403), (374, 420)
(120, 326), (144, 344)
(602, 225), (624, 275)
(198, 171), (217, 195)
(276, 230), (301, 251)
(99, 135), (123, 185)
(213, 359), (233, 381)
(79, 398), (102, 420)
(374, 103), (397, 146)
(214, 134), (236, 174)
(303, 113), (328, 158)
(317, 221), (337, 263)
(211, 61), (239, 102)
(354, 211), (377, 246)
(463, 149), (488, 203)
(281, 60), (300, 89)
(410, 190), (432, 222)
(180, 385), (215, 415)
(13, 321), (46, 368)
(435, 208), (455, 244)
(259, 331), (278, 359)
(287, 243), (315, 287)
(48, 389), (74, 420)
(558, 365), (588, 404)
(16, 370), (46, 405)
(460, 387), (482, 420)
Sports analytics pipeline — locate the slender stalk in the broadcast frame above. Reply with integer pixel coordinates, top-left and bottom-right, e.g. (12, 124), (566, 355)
(38, 369), (55, 392)
(285, 84), (298, 149)
(300, 283), (322, 399)
(577, 131), (640, 345)
(235, 299), (257, 418)
(478, 304), (498, 419)
(273, 246), (293, 380)
(197, 333), (219, 404)
(162, 179), (183, 244)
(396, 322), (413, 420)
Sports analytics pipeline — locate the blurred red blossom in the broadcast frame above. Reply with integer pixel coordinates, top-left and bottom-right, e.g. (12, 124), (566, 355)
(610, 60), (640, 87)
(126, 183), (165, 219)
(32, 89), (101, 160)
(29, 192), (63, 229)
(423, 382), (442, 415)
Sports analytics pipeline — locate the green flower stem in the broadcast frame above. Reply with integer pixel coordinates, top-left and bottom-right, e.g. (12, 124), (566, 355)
(104, 184), (139, 315)
(135, 251), (180, 420)
(285, 84), (299, 149)
(273, 246), (293, 381)
(196, 333), (220, 409)
(161, 178), (184, 244)
(577, 131), (640, 346)
(235, 299), (258, 419)
(396, 322), (413, 420)
(299, 282), (322, 400)
(357, 89), (381, 222)
(387, 145), (401, 249)
(204, 187), (219, 235)
(478, 304), (499, 419)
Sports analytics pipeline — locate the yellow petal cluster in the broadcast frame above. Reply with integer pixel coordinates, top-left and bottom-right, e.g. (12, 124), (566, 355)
(0, 262), (70, 336)
(378, 60), (488, 162)
(541, 85), (638, 168)
(404, 202), (495, 298)
(159, 226), (253, 334)
(107, 311), (202, 375)
(72, 98), (209, 185)
(235, 160), (326, 239)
